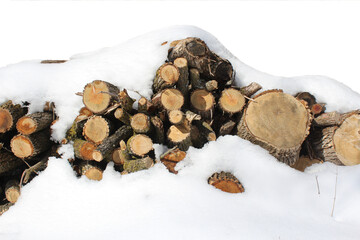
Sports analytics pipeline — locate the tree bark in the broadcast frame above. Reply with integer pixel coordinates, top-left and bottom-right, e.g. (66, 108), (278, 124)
(237, 90), (312, 166)
(152, 63), (180, 93)
(208, 171), (244, 194)
(218, 120), (236, 136)
(5, 179), (20, 203)
(114, 107), (131, 125)
(0, 202), (14, 216)
(240, 82), (262, 97)
(119, 89), (136, 113)
(123, 156), (154, 173)
(174, 58), (189, 103)
(73, 139), (97, 161)
(167, 125), (192, 151)
(0, 150), (24, 175)
(150, 116), (165, 144)
(92, 125), (133, 162)
(16, 112), (53, 135)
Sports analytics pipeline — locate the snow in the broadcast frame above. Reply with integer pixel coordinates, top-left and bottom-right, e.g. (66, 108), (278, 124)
(0, 25), (360, 239)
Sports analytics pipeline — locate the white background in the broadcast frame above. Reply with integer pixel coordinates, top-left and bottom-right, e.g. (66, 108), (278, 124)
(0, 1), (360, 93)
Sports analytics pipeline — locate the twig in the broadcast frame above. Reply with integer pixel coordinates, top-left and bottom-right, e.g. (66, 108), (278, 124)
(315, 175), (320, 195)
(331, 167), (338, 217)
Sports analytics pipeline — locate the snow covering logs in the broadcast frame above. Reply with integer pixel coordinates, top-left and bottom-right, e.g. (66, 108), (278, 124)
(0, 101), (58, 213)
(1, 36), (360, 215)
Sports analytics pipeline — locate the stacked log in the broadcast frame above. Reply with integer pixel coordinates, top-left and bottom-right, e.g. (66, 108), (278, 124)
(0, 101), (57, 215)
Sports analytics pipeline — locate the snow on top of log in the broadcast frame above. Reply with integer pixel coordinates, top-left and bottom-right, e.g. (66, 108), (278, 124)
(0, 25), (359, 141)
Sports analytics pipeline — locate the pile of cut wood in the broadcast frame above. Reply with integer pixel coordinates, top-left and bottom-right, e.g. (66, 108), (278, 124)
(1, 37), (360, 215)
(0, 101), (58, 214)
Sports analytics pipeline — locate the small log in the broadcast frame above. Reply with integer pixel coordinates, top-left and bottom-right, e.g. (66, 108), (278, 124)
(83, 80), (120, 114)
(11, 130), (52, 159)
(130, 113), (151, 134)
(153, 63), (180, 93)
(189, 68), (205, 89)
(174, 58), (189, 100)
(0, 202), (14, 216)
(0, 100), (27, 133)
(119, 89), (135, 113)
(0, 150), (24, 175)
(137, 97), (155, 114)
(78, 161), (103, 181)
(190, 89), (215, 120)
(237, 90), (312, 166)
(311, 103), (326, 115)
(79, 107), (93, 117)
(205, 80), (218, 92)
(5, 180), (20, 203)
(16, 112), (53, 135)
(112, 148), (131, 165)
(160, 147), (186, 174)
(73, 139), (97, 161)
(191, 120), (216, 148)
(123, 156), (154, 173)
(208, 172), (244, 194)
(40, 60), (67, 64)
(127, 134), (153, 157)
(168, 110), (186, 125)
(240, 82), (262, 97)
(168, 38), (233, 84)
(218, 120), (236, 136)
(114, 108), (131, 125)
(219, 88), (245, 114)
(295, 92), (316, 108)
(167, 125), (192, 151)
(310, 111), (360, 166)
(152, 88), (184, 111)
(150, 116), (165, 144)
(92, 125), (133, 162)
(312, 111), (355, 127)
(83, 116), (113, 145)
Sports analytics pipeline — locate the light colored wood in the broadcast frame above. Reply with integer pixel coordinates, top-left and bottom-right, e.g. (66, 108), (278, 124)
(130, 113), (151, 134)
(153, 63), (180, 93)
(5, 180), (20, 204)
(11, 131), (52, 159)
(119, 89), (135, 112)
(160, 147), (186, 174)
(160, 88), (184, 111)
(219, 88), (245, 114)
(240, 82), (262, 97)
(83, 80), (119, 114)
(83, 116), (112, 145)
(168, 110), (185, 125)
(79, 162), (103, 181)
(205, 80), (218, 92)
(0, 100), (27, 133)
(127, 134), (153, 157)
(114, 108), (131, 125)
(190, 89), (215, 119)
(73, 139), (97, 161)
(167, 125), (192, 151)
(237, 90), (312, 166)
(208, 172), (244, 194)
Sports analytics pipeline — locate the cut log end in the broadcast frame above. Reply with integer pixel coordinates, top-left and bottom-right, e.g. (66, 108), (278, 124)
(92, 150), (103, 162)
(83, 80), (118, 114)
(0, 108), (13, 133)
(161, 88), (184, 111)
(84, 167), (103, 181)
(5, 180), (20, 204)
(10, 135), (34, 158)
(160, 64), (180, 85)
(219, 88), (245, 114)
(73, 139), (97, 161)
(83, 116), (111, 144)
(128, 134), (153, 157)
(16, 117), (36, 135)
(130, 113), (151, 134)
(168, 110), (185, 125)
(173, 57), (188, 68)
(190, 89), (215, 112)
(208, 172), (244, 194)
(333, 113), (360, 165)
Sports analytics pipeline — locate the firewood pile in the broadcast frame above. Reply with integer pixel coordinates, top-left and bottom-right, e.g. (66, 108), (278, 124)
(0, 101), (58, 214)
(1, 37), (360, 215)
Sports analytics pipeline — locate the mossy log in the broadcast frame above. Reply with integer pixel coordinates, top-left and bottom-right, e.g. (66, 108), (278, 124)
(153, 63), (180, 93)
(83, 116), (113, 145)
(208, 171), (244, 194)
(123, 156), (154, 173)
(64, 119), (86, 144)
(0, 100), (27, 133)
(0, 150), (24, 175)
(11, 130), (52, 159)
(5, 180), (20, 204)
(83, 80), (120, 114)
(237, 90), (312, 166)
(168, 37), (233, 85)
(73, 139), (97, 161)
(160, 147), (186, 174)
(16, 112), (53, 135)
(92, 125), (133, 162)
(310, 111), (360, 166)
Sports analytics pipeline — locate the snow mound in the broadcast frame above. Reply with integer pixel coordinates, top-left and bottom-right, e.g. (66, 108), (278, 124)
(0, 26), (359, 240)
